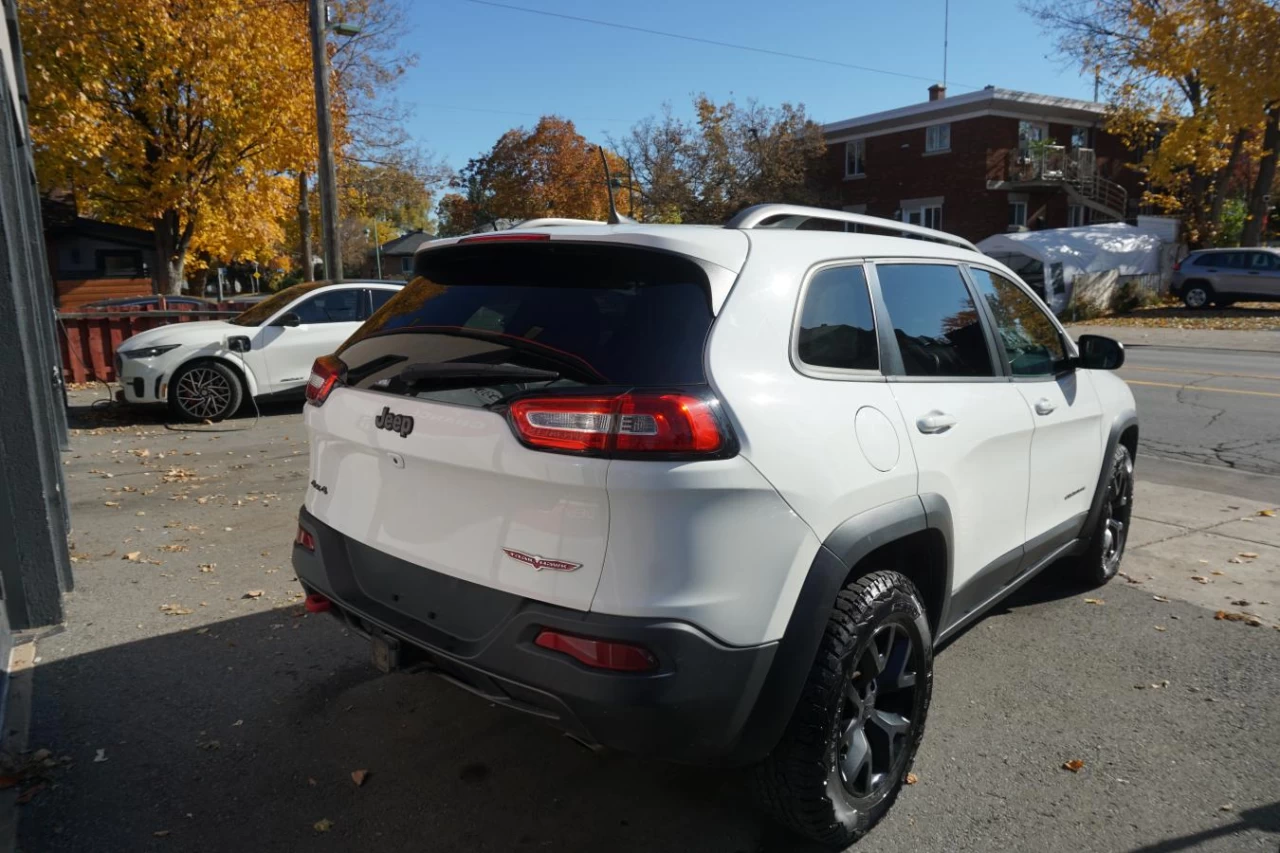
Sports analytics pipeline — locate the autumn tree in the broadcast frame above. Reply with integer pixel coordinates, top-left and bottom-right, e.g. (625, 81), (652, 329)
(618, 95), (830, 224)
(1027, 0), (1280, 245)
(21, 0), (318, 293)
(442, 117), (631, 233)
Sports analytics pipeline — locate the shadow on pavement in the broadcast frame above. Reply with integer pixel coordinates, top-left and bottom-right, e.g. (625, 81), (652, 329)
(66, 395), (303, 431)
(1127, 801), (1280, 853)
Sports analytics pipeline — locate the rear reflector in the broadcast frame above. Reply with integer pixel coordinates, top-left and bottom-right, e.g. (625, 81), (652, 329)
(458, 232), (551, 244)
(305, 355), (343, 407)
(534, 630), (658, 672)
(304, 593), (331, 613)
(508, 393), (725, 456)
(294, 526), (316, 551)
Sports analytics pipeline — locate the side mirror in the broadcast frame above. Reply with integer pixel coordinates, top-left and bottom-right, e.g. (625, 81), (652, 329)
(273, 312), (302, 328)
(1077, 334), (1125, 370)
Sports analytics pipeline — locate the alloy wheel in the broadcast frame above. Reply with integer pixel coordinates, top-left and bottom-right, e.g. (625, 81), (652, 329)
(1185, 287), (1208, 308)
(176, 367), (234, 420)
(832, 621), (921, 800)
(1101, 452), (1134, 575)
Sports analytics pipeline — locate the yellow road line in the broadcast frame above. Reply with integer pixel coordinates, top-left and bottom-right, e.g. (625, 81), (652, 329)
(1120, 364), (1280, 382)
(1125, 378), (1280, 399)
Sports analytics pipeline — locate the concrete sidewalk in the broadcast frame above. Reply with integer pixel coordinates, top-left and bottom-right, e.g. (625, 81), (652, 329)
(1126, 480), (1280, 628)
(1066, 323), (1280, 352)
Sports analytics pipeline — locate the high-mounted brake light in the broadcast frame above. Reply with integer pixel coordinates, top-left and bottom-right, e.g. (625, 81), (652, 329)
(305, 355), (343, 406)
(458, 232), (551, 244)
(534, 629), (658, 672)
(508, 392), (726, 456)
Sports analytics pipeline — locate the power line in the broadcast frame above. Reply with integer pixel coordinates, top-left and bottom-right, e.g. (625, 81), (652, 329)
(462, 0), (977, 89)
(417, 102), (633, 123)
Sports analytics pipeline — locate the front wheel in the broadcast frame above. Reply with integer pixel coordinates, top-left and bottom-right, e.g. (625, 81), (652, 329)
(1071, 443), (1135, 586)
(754, 571), (933, 849)
(169, 360), (244, 422)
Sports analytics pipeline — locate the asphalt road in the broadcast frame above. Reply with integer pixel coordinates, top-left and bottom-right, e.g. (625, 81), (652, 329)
(1119, 345), (1280, 477)
(16, 392), (1280, 853)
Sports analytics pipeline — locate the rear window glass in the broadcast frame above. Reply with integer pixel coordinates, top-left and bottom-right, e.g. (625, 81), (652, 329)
(338, 243), (714, 401)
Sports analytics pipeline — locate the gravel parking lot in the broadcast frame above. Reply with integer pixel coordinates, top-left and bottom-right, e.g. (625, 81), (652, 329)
(15, 390), (1280, 853)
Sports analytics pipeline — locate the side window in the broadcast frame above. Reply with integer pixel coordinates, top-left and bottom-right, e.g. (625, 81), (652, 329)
(369, 288), (396, 313)
(968, 268), (1066, 377)
(1249, 252), (1278, 271)
(1195, 253), (1223, 267)
(876, 264), (995, 378)
(290, 288), (362, 324)
(795, 265), (878, 372)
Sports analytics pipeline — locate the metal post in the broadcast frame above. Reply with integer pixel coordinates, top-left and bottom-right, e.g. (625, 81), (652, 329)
(298, 171), (313, 281)
(372, 219), (382, 279)
(308, 0), (343, 282)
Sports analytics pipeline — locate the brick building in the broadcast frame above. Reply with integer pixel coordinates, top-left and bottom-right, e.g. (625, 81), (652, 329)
(823, 85), (1142, 244)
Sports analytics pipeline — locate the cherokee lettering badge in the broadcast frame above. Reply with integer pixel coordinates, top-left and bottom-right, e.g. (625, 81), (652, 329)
(502, 548), (581, 572)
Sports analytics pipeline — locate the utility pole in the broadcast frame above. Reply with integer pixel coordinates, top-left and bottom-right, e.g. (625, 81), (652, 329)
(308, 0), (342, 282)
(298, 171), (313, 281)
(372, 220), (382, 279)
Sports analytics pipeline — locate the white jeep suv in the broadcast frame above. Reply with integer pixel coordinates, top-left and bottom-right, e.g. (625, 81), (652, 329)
(292, 206), (1137, 847)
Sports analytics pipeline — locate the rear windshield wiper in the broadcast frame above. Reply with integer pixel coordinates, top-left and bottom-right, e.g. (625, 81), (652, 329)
(396, 362), (560, 386)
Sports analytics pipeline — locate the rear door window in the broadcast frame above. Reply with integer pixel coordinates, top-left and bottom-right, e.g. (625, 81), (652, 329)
(338, 242), (714, 406)
(876, 263), (995, 378)
(795, 265), (878, 372)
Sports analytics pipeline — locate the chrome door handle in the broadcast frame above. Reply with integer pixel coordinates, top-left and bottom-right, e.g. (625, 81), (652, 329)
(1034, 398), (1056, 415)
(916, 411), (957, 434)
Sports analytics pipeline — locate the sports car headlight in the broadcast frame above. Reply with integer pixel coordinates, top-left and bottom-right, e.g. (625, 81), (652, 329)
(119, 344), (181, 359)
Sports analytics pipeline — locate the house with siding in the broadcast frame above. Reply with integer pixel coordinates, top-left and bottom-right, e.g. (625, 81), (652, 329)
(823, 85), (1141, 244)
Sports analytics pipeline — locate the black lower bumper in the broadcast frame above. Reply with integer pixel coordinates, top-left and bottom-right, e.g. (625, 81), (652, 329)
(292, 506), (782, 765)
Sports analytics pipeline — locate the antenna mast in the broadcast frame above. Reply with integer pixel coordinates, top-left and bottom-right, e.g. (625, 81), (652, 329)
(597, 146), (634, 225)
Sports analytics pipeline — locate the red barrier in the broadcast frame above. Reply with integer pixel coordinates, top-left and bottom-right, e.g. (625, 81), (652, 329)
(57, 308), (242, 383)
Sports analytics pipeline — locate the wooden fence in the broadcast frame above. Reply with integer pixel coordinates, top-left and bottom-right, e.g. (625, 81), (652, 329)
(58, 304), (243, 383)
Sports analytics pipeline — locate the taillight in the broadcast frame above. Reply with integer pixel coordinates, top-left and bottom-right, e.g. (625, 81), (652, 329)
(1172, 259), (1182, 271)
(294, 525), (316, 551)
(534, 629), (658, 672)
(305, 355), (343, 406)
(507, 392), (728, 456)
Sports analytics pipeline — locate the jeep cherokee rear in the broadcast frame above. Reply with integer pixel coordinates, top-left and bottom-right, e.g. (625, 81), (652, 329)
(293, 207), (1138, 848)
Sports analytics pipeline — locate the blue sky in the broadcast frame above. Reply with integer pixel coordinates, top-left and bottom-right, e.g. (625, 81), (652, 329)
(400, 0), (1096, 169)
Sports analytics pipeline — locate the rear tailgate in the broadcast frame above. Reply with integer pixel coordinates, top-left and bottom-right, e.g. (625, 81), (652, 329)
(303, 239), (719, 614)
(305, 387), (608, 610)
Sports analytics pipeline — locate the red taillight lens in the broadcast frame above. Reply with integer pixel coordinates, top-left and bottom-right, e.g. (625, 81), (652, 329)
(305, 355), (343, 407)
(534, 630), (658, 672)
(294, 525), (316, 551)
(304, 592), (331, 613)
(507, 393), (726, 456)
(1172, 259), (1182, 271)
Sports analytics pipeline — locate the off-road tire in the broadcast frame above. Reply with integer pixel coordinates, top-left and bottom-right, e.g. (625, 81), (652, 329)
(753, 571), (933, 849)
(169, 359), (245, 423)
(1070, 443), (1135, 587)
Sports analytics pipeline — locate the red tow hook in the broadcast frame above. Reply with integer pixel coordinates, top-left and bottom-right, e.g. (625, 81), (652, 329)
(304, 593), (332, 613)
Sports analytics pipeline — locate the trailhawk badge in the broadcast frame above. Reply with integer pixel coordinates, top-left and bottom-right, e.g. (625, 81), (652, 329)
(502, 548), (581, 572)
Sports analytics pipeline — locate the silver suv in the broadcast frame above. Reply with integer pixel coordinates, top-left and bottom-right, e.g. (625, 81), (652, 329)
(1171, 247), (1280, 308)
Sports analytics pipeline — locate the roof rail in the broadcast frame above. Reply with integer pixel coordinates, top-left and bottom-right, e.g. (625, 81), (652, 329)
(725, 204), (978, 252)
(515, 217), (608, 229)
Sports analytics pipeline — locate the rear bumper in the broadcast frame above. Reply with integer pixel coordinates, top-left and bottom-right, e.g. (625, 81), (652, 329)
(292, 506), (782, 765)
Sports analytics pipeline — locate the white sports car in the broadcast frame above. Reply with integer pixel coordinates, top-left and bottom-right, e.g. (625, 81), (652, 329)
(115, 279), (404, 421)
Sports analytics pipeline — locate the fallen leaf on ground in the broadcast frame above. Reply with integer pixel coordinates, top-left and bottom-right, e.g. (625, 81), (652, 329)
(1191, 576), (1209, 584)
(1258, 509), (1276, 517)
(1154, 626), (1166, 632)
(351, 769), (369, 787)
(103, 501), (119, 508)
(153, 830), (171, 838)
(1152, 595), (1169, 602)
(1215, 611), (1264, 626)
(904, 772), (918, 785)
(1231, 599), (1251, 606)
(159, 544), (188, 553)
(1238, 552), (1258, 559)
(93, 749), (107, 763)
(1226, 558), (1244, 564)
(1083, 598), (1104, 605)
(160, 603), (193, 615)
(123, 552), (141, 562)
(198, 563), (215, 573)
(314, 819), (333, 833)
(1063, 759), (1085, 772)
(243, 590), (264, 599)
(1219, 803), (1234, 812)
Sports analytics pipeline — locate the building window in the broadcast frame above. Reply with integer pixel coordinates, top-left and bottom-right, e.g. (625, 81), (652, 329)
(925, 123), (951, 153)
(1008, 201), (1028, 228)
(97, 250), (143, 278)
(900, 199), (943, 230)
(400, 256), (413, 273)
(1018, 120), (1047, 158)
(842, 204), (867, 232)
(845, 139), (865, 177)
(1067, 204), (1087, 227)
(1071, 126), (1090, 149)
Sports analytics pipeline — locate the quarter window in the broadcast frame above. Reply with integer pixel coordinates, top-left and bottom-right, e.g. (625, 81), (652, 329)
(796, 265), (878, 372)
(1249, 252), (1279, 270)
(968, 268), (1066, 376)
(369, 288), (396, 313)
(876, 264), (995, 378)
(925, 123), (951, 152)
(845, 139), (866, 177)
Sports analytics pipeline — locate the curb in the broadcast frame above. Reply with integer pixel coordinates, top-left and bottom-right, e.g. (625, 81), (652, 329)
(0, 638), (37, 853)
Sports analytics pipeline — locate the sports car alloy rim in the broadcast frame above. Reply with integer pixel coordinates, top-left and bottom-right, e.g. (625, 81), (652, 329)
(176, 367), (233, 419)
(1102, 453), (1134, 574)
(833, 621), (920, 799)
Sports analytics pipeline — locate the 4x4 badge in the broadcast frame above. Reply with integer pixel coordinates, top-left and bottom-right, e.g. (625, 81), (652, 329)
(502, 548), (581, 572)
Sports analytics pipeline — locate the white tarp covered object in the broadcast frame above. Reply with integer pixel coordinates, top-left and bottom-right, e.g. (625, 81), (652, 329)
(977, 222), (1166, 314)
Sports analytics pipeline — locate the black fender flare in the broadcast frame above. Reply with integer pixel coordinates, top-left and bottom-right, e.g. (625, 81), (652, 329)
(730, 495), (952, 764)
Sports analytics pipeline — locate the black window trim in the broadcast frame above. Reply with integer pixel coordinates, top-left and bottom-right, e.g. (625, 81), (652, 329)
(864, 258), (1008, 384)
(789, 260), (886, 382)
(962, 262), (1077, 381)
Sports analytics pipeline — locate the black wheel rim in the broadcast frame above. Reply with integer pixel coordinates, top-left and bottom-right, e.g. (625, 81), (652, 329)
(833, 621), (921, 800)
(176, 367), (233, 420)
(1101, 453), (1134, 575)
